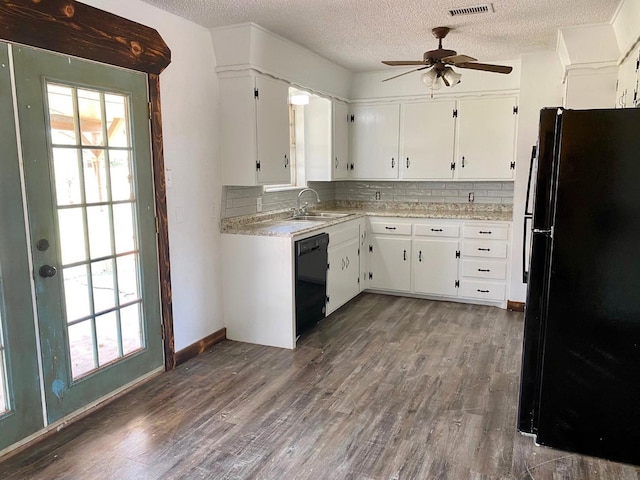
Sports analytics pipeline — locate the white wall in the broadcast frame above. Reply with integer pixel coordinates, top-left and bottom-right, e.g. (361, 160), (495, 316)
(510, 51), (564, 302)
(83, 0), (223, 350)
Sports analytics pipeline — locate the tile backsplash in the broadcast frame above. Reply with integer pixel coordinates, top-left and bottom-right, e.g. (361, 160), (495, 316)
(222, 181), (513, 218)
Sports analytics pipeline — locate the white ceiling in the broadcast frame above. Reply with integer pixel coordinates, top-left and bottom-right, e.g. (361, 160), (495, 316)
(139, 0), (621, 72)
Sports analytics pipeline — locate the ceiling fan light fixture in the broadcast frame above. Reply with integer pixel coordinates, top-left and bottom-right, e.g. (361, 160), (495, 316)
(431, 75), (443, 90)
(421, 68), (438, 87)
(443, 67), (462, 87)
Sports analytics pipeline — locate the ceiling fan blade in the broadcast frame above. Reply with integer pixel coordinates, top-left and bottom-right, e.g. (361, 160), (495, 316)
(382, 60), (427, 66)
(442, 54), (477, 65)
(382, 66), (429, 82)
(456, 62), (513, 74)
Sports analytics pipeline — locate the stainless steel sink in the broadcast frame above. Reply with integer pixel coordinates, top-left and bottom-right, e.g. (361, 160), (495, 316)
(290, 212), (353, 221)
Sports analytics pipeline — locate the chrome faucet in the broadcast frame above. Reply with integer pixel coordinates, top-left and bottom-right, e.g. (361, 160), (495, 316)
(296, 188), (321, 216)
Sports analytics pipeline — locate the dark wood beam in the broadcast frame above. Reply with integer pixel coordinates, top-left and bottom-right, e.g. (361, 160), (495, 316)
(148, 73), (175, 371)
(0, 0), (171, 74)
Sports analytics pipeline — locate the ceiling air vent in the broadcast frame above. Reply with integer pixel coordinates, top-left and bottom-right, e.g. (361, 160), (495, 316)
(448, 3), (494, 17)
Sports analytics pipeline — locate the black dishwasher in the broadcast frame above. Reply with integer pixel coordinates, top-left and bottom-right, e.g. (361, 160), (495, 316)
(295, 233), (329, 337)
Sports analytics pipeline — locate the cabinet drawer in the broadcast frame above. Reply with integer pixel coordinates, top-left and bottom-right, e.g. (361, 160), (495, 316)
(370, 222), (412, 235)
(462, 241), (507, 259)
(461, 259), (507, 280)
(459, 280), (505, 301)
(414, 224), (459, 238)
(463, 224), (508, 241)
(329, 223), (360, 246)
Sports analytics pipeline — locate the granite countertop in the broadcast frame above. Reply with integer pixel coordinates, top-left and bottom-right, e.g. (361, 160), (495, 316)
(221, 201), (513, 237)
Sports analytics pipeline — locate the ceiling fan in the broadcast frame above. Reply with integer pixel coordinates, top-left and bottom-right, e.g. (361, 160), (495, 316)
(382, 27), (512, 88)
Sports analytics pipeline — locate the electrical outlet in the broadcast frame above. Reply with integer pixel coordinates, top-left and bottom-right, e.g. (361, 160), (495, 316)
(256, 197), (262, 212)
(468, 192), (474, 203)
(375, 191), (381, 200)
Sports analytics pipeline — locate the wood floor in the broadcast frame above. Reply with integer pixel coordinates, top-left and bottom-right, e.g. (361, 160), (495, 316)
(2, 293), (639, 479)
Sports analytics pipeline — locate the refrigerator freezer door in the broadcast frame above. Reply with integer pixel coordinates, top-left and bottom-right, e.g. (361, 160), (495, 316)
(536, 108), (640, 466)
(517, 108), (561, 434)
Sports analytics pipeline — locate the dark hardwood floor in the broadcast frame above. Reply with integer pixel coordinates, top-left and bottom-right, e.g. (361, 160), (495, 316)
(2, 293), (639, 479)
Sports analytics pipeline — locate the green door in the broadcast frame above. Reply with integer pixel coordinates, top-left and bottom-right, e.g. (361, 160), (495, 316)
(11, 44), (164, 423)
(0, 43), (44, 451)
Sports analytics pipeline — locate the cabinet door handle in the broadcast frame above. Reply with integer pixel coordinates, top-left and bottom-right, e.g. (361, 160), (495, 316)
(479, 231), (492, 235)
(342, 258), (345, 270)
(335, 157), (339, 169)
(346, 256), (350, 268)
(461, 156), (465, 168)
(477, 289), (490, 293)
(284, 154), (289, 168)
(406, 157), (410, 168)
(430, 228), (443, 232)
(419, 251), (423, 262)
(478, 248), (491, 252)
(478, 268), (491, 272)
(391, 158), (395, 168)
(403, 250), (407, 261)
(385, 226), (396, 230)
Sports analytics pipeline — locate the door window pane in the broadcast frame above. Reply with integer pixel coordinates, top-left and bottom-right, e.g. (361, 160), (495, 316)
(87, 206), (113, 259)
(105, 94), (129, 148)
(83, 150), (108, 204)
(68, 320), (96, 379)
(113, 203), (135, 254)
(116, 254), (140, 304)
(121, 303), (143, 355)
(78, 89), (104, 147)
(96, 311), (120, 366)
(92, 259), (115, 314)
(52, 148), (82, 206)
(109, 150), (134, 201)
(47, 84), (77, 145)
(64, 265), (91, 322)
(58, 207), (87, 265)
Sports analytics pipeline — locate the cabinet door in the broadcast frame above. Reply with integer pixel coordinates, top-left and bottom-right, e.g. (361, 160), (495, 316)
(359, 223), (369, 291)
(370, 236), (411, 291)
(333, 101), (350, 180)
(413, 239), (459, 296)
(350, 104), (400, 179)
(305, 95), (332, 181)
(401, 101), (456, 179)
(456, 97), (517, 180)
(326, 237), (360, 315)
(256, 76), (291, 184)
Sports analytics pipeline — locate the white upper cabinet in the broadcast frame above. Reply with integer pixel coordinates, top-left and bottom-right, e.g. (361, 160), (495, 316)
(332, 101), (350, 180)
(400, 100), (457, 180)
(305, 98), (350, 181)
(455, 96), (518, 180)
(350, 104), (400, 179)
(219, 74), (290, 186)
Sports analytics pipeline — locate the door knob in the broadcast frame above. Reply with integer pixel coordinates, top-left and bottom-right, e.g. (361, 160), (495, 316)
(39, 265), (57, 278)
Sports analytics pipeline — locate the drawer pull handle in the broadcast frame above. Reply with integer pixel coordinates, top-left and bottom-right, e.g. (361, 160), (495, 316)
(403, 250), (407, 261)
(478, 268), (491, 272)
(479, 231), (492, 234)
(385, 226), (397, 230)
(478, 248), (491, 252)
(477, 289), (490, 293)
(419, 251), (423, 262)
(430, 228), (443, 232)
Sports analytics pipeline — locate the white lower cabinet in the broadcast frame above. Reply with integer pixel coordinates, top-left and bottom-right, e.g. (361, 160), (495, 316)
(370, 236), (411, 291)
(366, 217), (510, 307)
(413, 239), (459, 296)
(326, 236), (360, 315)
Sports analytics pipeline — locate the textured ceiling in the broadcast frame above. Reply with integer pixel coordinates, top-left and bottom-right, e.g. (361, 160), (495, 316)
(139, 0), (621, 72)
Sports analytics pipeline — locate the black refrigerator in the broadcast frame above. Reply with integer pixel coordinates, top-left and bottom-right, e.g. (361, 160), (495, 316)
(518, 107), (640, 466)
